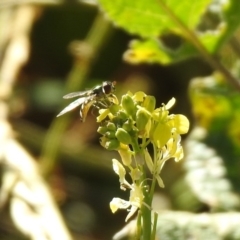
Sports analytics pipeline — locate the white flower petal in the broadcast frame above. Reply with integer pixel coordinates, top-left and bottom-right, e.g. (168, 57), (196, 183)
(131, 168), (142, 182)
(173, 146), (184, 162)
(112, 159), (131, 189)
(112, 159), (126, 178)
(165, 98), (176, 110)
(125, 205), (138, 222)
(156, 175), (165, 188)
(144, 149), (154, 173)
(110, 198), (131, 213)
(129, 184), (144, 208)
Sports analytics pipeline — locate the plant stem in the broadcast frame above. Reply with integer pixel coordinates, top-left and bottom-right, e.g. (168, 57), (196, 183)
(40, 12), (112, 177)
(150, 144), (158, 200)
(142, 187), (152, 240)
(157, 0), (240, 91)
(151, 212), (158, 240)
(141, 142), (159, 239)
(136, 210), (142, 239)
(141, 148), (157, 240)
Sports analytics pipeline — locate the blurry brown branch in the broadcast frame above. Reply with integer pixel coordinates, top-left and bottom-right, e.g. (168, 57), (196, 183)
(0, 134), (72, 240)
(230, 36), (240, 59)
(0, 5), (38, 98)
(157, 0), (240, 91)
(0, 4), (72, 240)
(0, 0), (61, 8)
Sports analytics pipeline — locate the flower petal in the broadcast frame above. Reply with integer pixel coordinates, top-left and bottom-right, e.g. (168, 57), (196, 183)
(118, 147), (132, 166)
(112, 159), (126, 179)
(171, 114), (190, 134)
(165, 97), (176, 110)
(97, 109), (110, 122)
(112, 159), (131, 189)
(152, 122), (171, 148)
(110, 198), (131, 213)
(144, 149), (154, 173)
(131, 168), (142, 181)
(133, 91), (146, 102)
(125, 205), (138, 222)
(173, 146), (184, 162)
(156, 175), (165, 188)
(129, 184), (144, 208)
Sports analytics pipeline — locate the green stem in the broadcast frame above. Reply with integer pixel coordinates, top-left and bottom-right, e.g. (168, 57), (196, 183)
(141, 186), (152, 240)
(131, 137), (141, 153)
(141, 147), (157, 240)
(141, 138), (151, 149)
(40, 12), (112, 177)
(136, 210), (142, 239)
(151, 212), (158, 240)
(142, 207), (151, 240)
(157, 0), (240, 91)
(149, 175), (157, 203)
(149, 144), (158, 201)
(141, 142), (159, 239)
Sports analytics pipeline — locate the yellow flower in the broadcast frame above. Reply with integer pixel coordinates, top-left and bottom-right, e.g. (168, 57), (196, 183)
(97, 108), (111, 122)
(167, 114), (190, 134)
(118, 146), (133, 166)
(112, 159), (131, 190)
(109, 183), (144, 222)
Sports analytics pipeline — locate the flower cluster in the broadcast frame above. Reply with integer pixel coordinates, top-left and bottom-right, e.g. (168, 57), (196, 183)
(97, 91), (189, 221)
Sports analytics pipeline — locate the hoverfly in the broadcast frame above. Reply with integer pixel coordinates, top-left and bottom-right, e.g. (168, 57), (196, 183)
(57, 81), (117, 122)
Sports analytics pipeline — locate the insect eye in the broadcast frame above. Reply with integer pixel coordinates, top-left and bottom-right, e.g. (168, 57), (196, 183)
(103, 81), (114, 94)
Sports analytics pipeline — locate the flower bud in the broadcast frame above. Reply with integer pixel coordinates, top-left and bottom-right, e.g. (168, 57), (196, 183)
(115, 128), (132, 145)
(112, 116), (124, 126)
(117, 110), (128, 121)
(107, 122), (116, 131)
(133, 91), (146, 102)
(142, 95), (156, 113)
(121, 94), (136, 117)
(109, 104), (120, 115)
(105, 139), (120, 150)
(105, 131), (116, 139)
(97, 126), (108, 135)
(122, 120), (133, 132)
(136, 108), (151, 131)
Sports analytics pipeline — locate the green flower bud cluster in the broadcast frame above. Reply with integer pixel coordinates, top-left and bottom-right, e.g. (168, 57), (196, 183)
(98, 122), (120, 150)
(97, 92), (157, 152)
(97, 114), (138, 151)
(97, 91), (189, 154)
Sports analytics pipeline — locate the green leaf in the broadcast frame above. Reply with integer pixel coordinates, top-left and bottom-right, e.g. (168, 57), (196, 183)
(178, 0), (240, 55)
(100, 0), (240, 65)
(99, 0), (212, 38)
(124, 39), (172, 64)
(215, 0), (240, 50)
(124, 38), (200, 65)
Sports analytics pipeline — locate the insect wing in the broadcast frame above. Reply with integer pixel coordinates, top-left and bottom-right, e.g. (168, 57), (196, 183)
(63, 90), (92, 99)
(57, 97), (86, 117)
